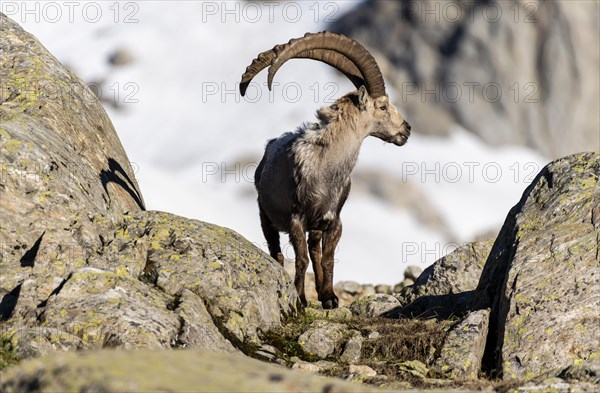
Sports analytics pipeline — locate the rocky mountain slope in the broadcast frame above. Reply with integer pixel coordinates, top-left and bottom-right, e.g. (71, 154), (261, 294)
(331, 0), (600, 158)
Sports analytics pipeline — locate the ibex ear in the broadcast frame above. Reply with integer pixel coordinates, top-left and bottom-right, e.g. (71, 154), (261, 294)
(358, 85), (368, 111)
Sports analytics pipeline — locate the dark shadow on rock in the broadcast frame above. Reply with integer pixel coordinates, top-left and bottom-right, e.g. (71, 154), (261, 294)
(384, 291), (474, 320)
(0, 284), (22, 321)
(100, 158), (145, 210)
(471, 165), (549, 378)
(36, 272), (73, 310)
(19, 231), (45, 268)
(558, 364), (600, 384)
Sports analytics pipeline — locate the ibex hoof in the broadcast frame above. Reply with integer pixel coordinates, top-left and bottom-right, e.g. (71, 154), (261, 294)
(322, 297), (339, 310)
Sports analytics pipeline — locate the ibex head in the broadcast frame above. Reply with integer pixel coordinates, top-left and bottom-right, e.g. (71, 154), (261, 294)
(240, 31), (411, 145)
(355, 85), (411, 146)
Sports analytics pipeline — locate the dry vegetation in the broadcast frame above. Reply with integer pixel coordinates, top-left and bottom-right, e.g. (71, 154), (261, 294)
(259, 309), (460, 385)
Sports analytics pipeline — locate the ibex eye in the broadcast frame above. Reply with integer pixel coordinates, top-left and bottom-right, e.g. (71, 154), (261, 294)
(380, 106), (387, 111)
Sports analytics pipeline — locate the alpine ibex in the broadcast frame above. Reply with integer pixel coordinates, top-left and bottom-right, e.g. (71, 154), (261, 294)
(240, 32), (411, 309)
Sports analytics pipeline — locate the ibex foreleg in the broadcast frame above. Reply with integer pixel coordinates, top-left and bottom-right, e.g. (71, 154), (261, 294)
(321, 219), (341, 309)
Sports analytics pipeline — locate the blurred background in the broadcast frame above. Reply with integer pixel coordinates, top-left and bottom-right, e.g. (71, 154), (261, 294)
(9, 0), (599, 285)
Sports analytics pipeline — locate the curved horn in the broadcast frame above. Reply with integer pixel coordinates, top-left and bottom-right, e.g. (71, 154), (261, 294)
(239, 46), (279, 97)
(240, 46), (365, 96)
(296, 49), (365, 89)
(268, 31), (386, 98)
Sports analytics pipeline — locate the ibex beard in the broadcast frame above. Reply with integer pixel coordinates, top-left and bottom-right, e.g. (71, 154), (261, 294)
(240, 32), (411, 309)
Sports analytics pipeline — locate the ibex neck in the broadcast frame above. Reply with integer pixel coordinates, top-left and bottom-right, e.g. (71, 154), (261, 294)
(322, 120), (365, 169)
(297, 118), (367, 184)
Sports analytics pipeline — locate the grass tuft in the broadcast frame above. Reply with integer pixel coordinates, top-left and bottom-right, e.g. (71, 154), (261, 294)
(0, 334), (19, 372)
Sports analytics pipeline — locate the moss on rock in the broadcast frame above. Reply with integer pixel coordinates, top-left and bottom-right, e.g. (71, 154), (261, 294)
(474, 152), (600, 380)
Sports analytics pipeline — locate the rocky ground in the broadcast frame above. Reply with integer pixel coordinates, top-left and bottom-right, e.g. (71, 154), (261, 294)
(1, 12), (599, 393)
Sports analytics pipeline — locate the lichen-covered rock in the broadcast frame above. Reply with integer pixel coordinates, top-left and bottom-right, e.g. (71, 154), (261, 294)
(7, 328), (83, 360)
(38, 267), (181, 350)
(340, 331), (364, 363)
(334, 281), (373, 307)
(515, 378), (598, 393)
(0, 12), (144, 264)
(0, 211), (297, 358)
(374, 284), (391, 295)
(433, 309), (490, 380)
(0, 349), (380, 393)
(336, 281), (362, 295)
(393, 240), (494, 318)
(175, 289), (238, 352)
(349, 364), (377, 379)
(360, 285), (376, 298)
(403, 266), (423, 282)
(349, 294), (401, 318)
(298, 320), (348, 359)
(115, 211), (297, 346)
(473, 152), (600, 379)
(0, 13), (297, 361)
(291, 360), (321, 374)
(0, 11), (143, 353)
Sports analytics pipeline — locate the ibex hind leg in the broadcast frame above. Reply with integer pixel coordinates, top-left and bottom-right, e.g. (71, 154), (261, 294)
(308, 230), (324, 300)
(289, 215), (310, 309)
(259, 206), (284, 265)
(321, 219), (342, 309)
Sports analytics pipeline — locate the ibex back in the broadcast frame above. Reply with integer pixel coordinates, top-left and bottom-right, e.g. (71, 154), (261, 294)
(240, 32), (411, 309)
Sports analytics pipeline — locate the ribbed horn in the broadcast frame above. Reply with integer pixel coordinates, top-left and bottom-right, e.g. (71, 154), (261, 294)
(240, 44), (365, 96)
(239, 46), (279, 97)
(295, 49), (365, 89)
(267, 31), (386, 98)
